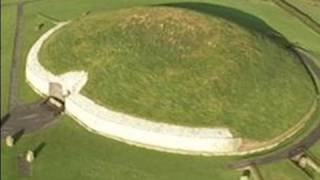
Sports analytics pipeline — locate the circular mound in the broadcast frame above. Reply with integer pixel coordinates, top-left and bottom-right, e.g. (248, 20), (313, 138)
(40, 7), (316, 141)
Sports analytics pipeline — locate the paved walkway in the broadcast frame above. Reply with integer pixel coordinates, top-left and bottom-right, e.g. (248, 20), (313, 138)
(1, 99), (63, 139)
(2, 1), (62, 176)
(17, 153), (32, 177)
(1, 1), (63, 140)
(8, 1), (25, 110)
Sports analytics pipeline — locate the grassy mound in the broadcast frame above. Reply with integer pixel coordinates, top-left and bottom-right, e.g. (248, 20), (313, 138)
(40, 7), (316, 140)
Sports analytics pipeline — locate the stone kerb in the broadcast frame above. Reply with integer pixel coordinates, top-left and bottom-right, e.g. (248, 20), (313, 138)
(65, 93), (243, 155)
(28, 22), (318, 156)
(27, 22), (317, 156)
(26, 22), (88, 97)
(25, 22), (243, 156)
(26, 23), (64, 96)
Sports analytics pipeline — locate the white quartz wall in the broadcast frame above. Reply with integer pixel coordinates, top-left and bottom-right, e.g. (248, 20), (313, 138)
(26, 22), (243, 155)
(26, 22), (88, 97)
(66, 94), (242, 155)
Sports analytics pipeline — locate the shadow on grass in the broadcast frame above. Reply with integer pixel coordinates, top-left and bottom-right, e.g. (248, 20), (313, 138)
(0, 113), (10, 127)
(33, 142), (46, 158)
(13, 129), (25, 144)
(156, 2), (291, 47)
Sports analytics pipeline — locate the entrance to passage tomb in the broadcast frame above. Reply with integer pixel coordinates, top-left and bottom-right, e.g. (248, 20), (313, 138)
(48, 82), (65, 110)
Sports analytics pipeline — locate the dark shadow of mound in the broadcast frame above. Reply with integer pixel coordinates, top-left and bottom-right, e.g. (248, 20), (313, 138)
(156, 2), (292, 47)
(1, 113), (10, 127)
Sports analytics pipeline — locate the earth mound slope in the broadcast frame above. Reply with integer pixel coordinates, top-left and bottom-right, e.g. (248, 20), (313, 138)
(40, 7), (317, 141)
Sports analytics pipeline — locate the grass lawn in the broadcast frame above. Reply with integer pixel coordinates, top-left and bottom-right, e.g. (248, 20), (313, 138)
(1, 0), (320, 179)
(1, 6), (17, 115)
(1, 116), (241, 180)
(1, 0), (20, 5)
(40, 5), (316, 141)
(286, 0), (320, 23)
(2, 116), (320, 180)
(260, 160), (312, 180)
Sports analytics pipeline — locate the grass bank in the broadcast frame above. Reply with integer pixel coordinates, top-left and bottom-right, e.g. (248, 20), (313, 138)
(40, 6), (316, 141)
(1, 0), (320, 179)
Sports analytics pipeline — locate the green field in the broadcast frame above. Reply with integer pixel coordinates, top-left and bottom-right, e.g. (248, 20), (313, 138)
(1, 0), (320, 179)
(1, 5), (16, 115)
(286, 0), (320, 23)
(2, 116), (241, 180)
(40, 6), (316, 141)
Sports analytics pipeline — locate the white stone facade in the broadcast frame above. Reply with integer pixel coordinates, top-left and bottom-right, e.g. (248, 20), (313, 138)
(25, 22), (245, 155)
(26, 22), (88, 97)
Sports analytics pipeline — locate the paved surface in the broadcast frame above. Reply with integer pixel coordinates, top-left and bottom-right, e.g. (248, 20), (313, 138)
(17, 153), (32, 177)
(8, 1), (25, 110)
(229, 48), (320, 169)
(1, 3), (62, 178)
(5, 0), (43, 110)
(1, 99), (63, 138)
(1, 1), (63, 140)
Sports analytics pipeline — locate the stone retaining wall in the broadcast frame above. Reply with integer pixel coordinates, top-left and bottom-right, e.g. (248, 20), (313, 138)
(25, 22), (243, 155)
(25, 22), (318, 156)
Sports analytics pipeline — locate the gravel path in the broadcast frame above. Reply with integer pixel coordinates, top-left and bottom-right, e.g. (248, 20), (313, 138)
(8, 1), (24, 111)
(2, 0), (62, 139)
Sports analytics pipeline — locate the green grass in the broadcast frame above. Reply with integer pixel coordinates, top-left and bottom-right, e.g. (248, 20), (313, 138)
(1, 0), (320, 179)
(40, 6), (316, 140)
(1, 116), (241, 180)
(309, 142), (320, 179)
(286, 0), (320, 23)
(1, 0), (20, 5)
(260, 160), (312, 180)
(1, 6), (17, 116)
